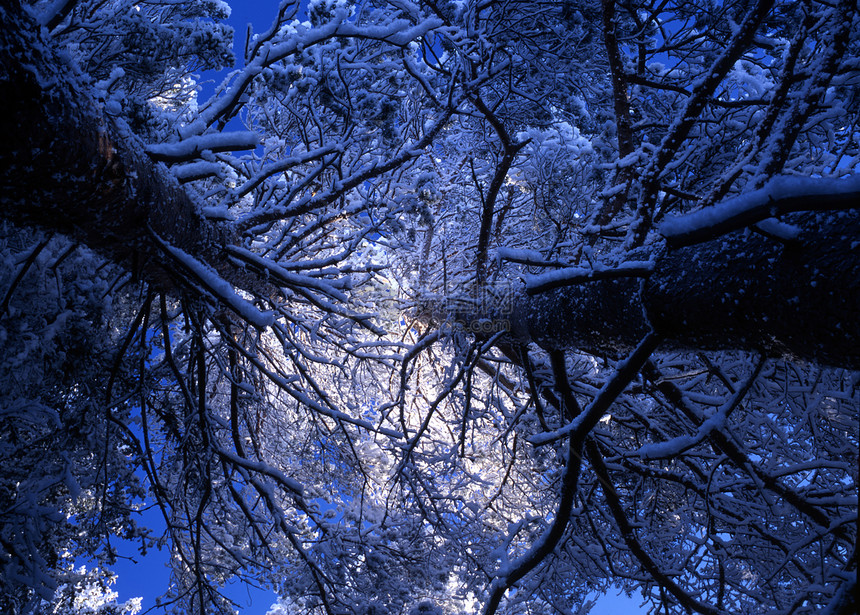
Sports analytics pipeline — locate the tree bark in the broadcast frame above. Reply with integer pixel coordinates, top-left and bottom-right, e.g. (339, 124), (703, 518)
(510, 210), (860, 369)
(0, 1), (232, 290)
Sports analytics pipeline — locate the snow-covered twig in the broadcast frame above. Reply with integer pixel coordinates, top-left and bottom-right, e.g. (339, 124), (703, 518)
(660, 175), (860, 248)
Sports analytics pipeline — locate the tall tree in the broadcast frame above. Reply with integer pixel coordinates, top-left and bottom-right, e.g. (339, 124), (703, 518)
(1, 0), (858, 614)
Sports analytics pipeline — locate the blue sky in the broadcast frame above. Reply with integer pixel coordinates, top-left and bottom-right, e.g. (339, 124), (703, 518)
(195, 1), (298, 103)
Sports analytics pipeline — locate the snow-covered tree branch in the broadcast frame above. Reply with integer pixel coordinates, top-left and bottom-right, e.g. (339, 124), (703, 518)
(1, 0), (857, 614)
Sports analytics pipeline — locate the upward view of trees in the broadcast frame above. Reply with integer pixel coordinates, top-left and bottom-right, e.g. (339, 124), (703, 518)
(1, 0), (858, 613)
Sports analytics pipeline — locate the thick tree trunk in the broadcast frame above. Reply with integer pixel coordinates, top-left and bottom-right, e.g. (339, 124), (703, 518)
(0, 2), (230, 288)
(645, 211), (860, 367)
(510, 210), (860, 369)
(0, 1), (278, 327)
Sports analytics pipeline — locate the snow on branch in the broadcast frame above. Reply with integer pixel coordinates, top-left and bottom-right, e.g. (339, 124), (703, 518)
(633, 359), (763, 460)
(150, 232), (275, 328)
(224, 246), (387, 337)
(660, 174), (860, 248)
(224, 245), (351, 302)
(145, 131), (260, 162)
(524, 261), (654, 295)
(183, 16), (443, 137)
(493, 247), (568, 268)
(526, 331), (662, 448)
(172, 161), (223, 183)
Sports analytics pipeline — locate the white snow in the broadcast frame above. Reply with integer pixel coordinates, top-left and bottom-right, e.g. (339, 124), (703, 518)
(184, 16), (442, 138)
(201, 205), (235, 220)
(754, 217), (801, 240)
(172, 161), (222, 182)
(494, 247), (545, 263)
(153, 237), (275, 328)
(145, 131), (259, 161)
(525, 261), (654, 292)
(660, 174), (860, 240)
(226, 246), (350, 302)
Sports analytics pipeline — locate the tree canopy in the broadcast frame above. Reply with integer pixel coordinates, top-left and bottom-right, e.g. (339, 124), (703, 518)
(1, 0), (858, 614)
